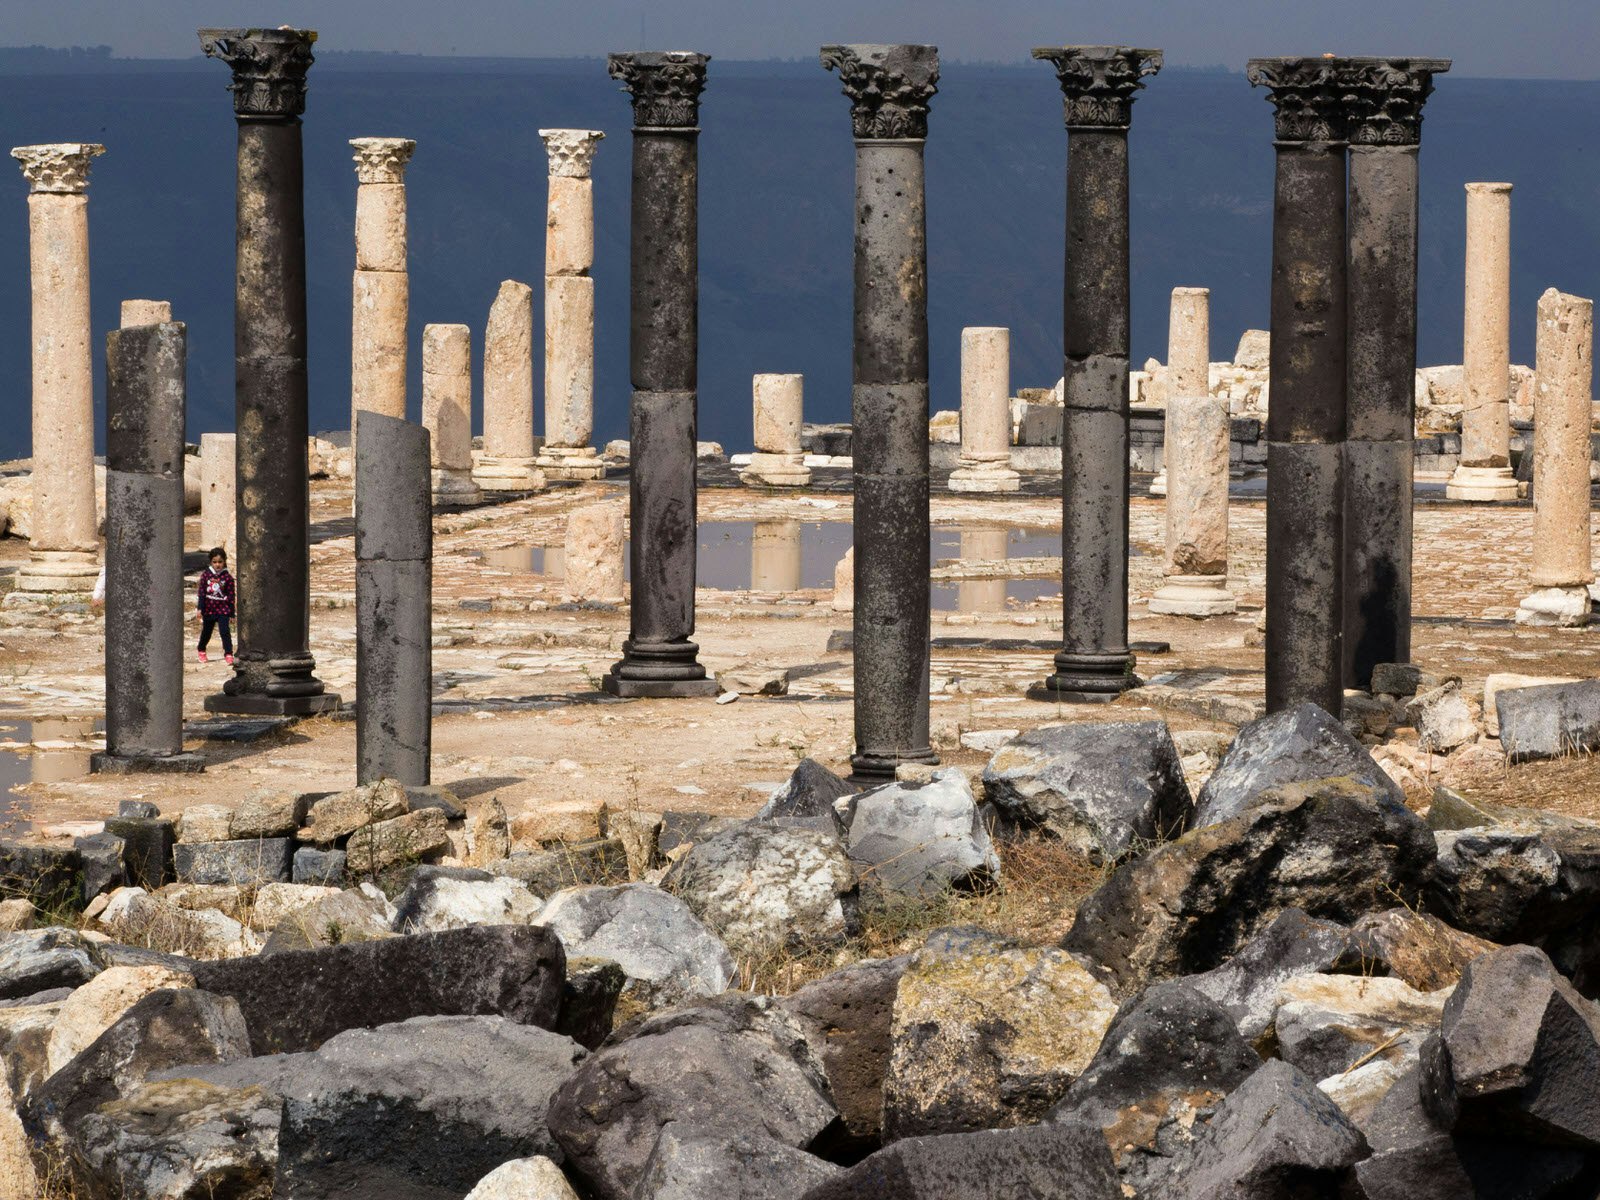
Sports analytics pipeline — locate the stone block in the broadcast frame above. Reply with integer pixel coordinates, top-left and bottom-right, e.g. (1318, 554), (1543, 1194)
(102, 817), (175, 890)
(173, 839), (294, 887)
(292, 848), (347, 887)
(1496, 680), (1600, 761)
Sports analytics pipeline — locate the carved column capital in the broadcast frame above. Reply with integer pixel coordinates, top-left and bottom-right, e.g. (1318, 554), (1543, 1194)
(540, 129), (605, 178)
(1031, 45), (1162, 130)
(10, 143), (105, 194)
(820, 44), (940, 140)
(198, 27), (317, 119)
(349, 138), (415, 184)
(1246, 56), (1360, 143)
(1343, 57), (1450, 146)
(607, 52), (708, 129)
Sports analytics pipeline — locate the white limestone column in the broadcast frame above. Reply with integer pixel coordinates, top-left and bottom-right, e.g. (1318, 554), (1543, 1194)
(199, 432), (236, 559)
(473, 279), (544, 491)
(1447, 183), (1519, 501)
(1152, 287), (1236, 615)
(741, 373), (812, 486)
(948, 327), (1020, 493)
(11, 143), (104, 594)
(1517, 288), (1594, 626)
(421, 323), (482, 504)
(536, 129), (606, 481)
(349, 138), (415, 456)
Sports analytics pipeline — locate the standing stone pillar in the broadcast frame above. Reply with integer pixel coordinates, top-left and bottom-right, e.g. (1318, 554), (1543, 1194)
(751, 520), (802, 592)
(1343, 59), (1449, 686)
(742, 374), (812, 486)
(822, 44), (941, 782)
(9, 143), (104, 595)
(93, 322), (203, 774)
(199, 433), (236, 558)
(199, 28), (338, 716)
(356, 412), (432, 784)
(537, 129), (607, 481)
(1447, 183), (1519, 501)
(421, 323), (482, 504)
(564, 503), (626, 604)
(1248, 57), (1352, 714)
(473, 280), (543, 491)
(949, 327), (1021, 493)
(601, 51), (718, 697)
(1029, 46), (1162, 704)
(1151, 286), (1236, 615)
(349, 137), (415, 453)
(1517, 289), (1594, 627)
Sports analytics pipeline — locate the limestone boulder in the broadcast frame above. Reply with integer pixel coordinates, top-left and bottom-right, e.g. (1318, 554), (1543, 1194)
(260, 884), (396, 953)
(882, 929), (1117, 1139)
(174, 804), (232, 843)
(1345, 907), (1494, 992)
(756, 757), (853, 836)
(245, 881), (343, 932)
(229, 791), (304, 840)
(1063, 776), (1436, 994)
(390, 865), (542, 933)
(465, 1156), (579, 1200)
(298, 778), (409, 844)
(0, 928), (107, 1000)
(981, 720), (1192, 859)
(1406, 680), (1482, 752)
(535, 883), (733, 1006)
(843, 770), (1000, 899)
(1193, 702), (1404, 828)
(634, 1124), (840, 1200)
(1271, 973), (1449, 1081)
(98, 888), (260, 959)
(344, 807), (451, 874)
(44, 963), (195, 1077)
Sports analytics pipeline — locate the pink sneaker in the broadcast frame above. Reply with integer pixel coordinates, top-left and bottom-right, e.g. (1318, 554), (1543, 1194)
(197, 651), (208, 664)
(224, 655), (234, 665)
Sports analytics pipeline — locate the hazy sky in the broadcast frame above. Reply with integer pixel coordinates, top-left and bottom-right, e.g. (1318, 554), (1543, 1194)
(10, 0), (1600, 78)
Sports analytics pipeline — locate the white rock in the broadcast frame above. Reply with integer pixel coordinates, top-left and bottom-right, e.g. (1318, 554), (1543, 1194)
(44, 964), (195, 1076)
(248, 883), (344, 933)
(391, 873), (542, 934)
(465, 1155), (578, 1200)
(958, 729), (1020, 754)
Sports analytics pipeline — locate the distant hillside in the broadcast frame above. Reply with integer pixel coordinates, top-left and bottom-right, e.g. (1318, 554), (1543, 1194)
(0, 55), (1595, 461)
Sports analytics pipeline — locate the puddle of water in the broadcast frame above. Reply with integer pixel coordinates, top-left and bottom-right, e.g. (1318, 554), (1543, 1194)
(0, 714), (102, 834)
(477, 546), (557, 575)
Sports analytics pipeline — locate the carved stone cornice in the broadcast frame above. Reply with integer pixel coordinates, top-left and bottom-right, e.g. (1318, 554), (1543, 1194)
(1031, 46), (1162, 130)
(607, 52), (708, 130)
(198, 28), (317, 119)
(820, 44), (939, 140)
(1246, 56), (1354, 143)
(539, 129), (605, 178)
(349, 138), (415, 184)
(1343, 57), (1451, 146)
(11, 143), (105, 194)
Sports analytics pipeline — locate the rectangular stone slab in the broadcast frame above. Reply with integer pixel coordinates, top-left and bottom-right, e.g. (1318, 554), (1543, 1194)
(173, 838), (294, 887)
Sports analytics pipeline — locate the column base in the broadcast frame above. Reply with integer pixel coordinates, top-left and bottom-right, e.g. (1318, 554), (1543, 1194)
(472, 455), (546, 492)
(1148, 470), (1168, 497)
(947, 461), (1020, 494)
(1149, 575), (1237, 616)
(847, 747), (938, 788)
(536, 446), (607, 482)
(600, 675), (720, 699)
(92, 751), (206, 775)
(602, 638), (718, 698)
(1445, 464), (1518, 502)
(1516, 586), (1592, 628)
(431, 468), (484, 506)
(1027, 651), (1140, 704)
(12, 550), (99, 594)
(740, 452), (812, 488)
(204, 692), (344, 717)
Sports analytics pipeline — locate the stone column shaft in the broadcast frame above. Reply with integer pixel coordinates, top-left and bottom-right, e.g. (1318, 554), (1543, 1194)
(421, 323), (482, 503)
(1517, 289), (1595, 627)
(742, 373), (812, 486)
(474, 279), (543, 491)
(11, 143), (104, 594)
(94, 321), (201, 772)
(602, 50), (717, 697)
(1151, 286), (1236, 615)
(199, 28), (337, 716)
(1448, 182), (1519, 500)
(949, 326), (1020, 493)
(823, 43), (940, 782)
(199, 432), (236, 558)
(355, 412), (432, 784)
(564, 502), (626, 603)
(349, 138), (415, 452)
(1029, 45), (1162, 703)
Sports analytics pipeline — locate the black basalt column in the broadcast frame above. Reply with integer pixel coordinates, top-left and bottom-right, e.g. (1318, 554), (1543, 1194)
(93, 322), (203, 775)
(1029, 46), (1162, 704)
(1342, 58), (1449, 689)
(821, 44), (941, 785)
(1247, 58), (1353, 715)
(602, 51), (718, 699)
(356, 412), (432, 785)
(199, 28), (338, 716)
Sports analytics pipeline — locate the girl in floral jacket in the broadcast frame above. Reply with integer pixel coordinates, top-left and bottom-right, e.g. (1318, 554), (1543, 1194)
(196, 547), (235, 664)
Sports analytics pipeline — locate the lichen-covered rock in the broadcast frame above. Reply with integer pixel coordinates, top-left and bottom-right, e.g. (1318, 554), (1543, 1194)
(0, 928), (107, 1000)
(882, 930), (1117, 1139)
(391, 865), (542, 933)
(981, 720), (1192, 859)
(843, 770), (1000, 899)
(173, 837), (294, 887)
(344, 807), (451, 874)
(44, 964), (196, 1077)
(1271, 974), (1449, 1081)
(1346, 908), (1494, 992)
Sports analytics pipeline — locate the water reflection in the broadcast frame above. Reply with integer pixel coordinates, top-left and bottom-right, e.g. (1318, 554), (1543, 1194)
(30, 716), (96, 784)
(750, 521), (802, 592)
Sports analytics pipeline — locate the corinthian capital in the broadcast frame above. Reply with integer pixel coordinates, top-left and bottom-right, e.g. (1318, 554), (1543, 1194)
(820, 44), (940, 140)
(1032, 46), (1162, 130)
(1246, 56), (1355, 143)
(607, 52), (709, 129)
(11, 143), (105, 194)
(349, 138), (416, 184)
(1343, 57), (1451, 146)
(540, 129), (605, 178)
(198, 27), (317, 119)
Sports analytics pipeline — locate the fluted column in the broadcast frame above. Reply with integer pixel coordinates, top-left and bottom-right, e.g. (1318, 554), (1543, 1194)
(349, 137), (414, 455)
(601, 51), (718, 697)
(1343, 58), (1449, 686)
(1151, 286), (1236, 615)
(537, 129), (607, 481)
(1248, 57), (1353, 715)
(1447, 183), (1519, 501)
(421, 323), (482, 503)
(1028, 45), (1162, 704)
(1517, 289), (1594, 627)
(949, 326), (1020, 493)
(10, 143), (104, 594)
(199, 28), (338, 716)
(823, 43), (940, 783)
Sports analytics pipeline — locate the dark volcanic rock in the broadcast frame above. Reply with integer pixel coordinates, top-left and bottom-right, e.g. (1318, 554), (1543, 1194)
(1497, 679), (1600, 761)
(75, 832), (126, 902)
(0, 927), (107, 1000)
(0, 841), (84, 911)
(757, 757), (854, 835)
(173, 837), (294, 887)
(102, 816), (176, 890)
(556, 957), (626, 1051)
(634, 1124), (841, 1200)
